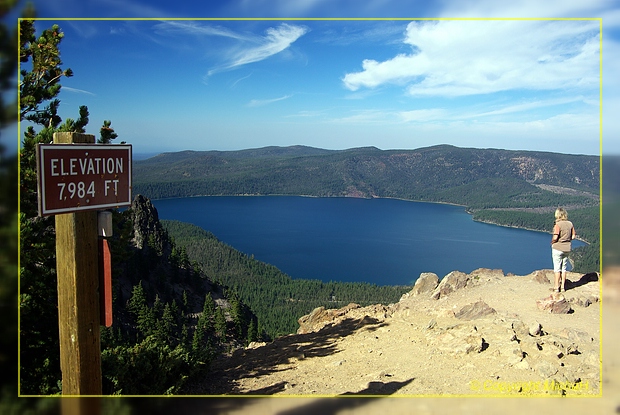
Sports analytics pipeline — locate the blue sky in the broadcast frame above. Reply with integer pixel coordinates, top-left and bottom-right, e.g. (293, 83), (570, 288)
(7, 0), (620, 156)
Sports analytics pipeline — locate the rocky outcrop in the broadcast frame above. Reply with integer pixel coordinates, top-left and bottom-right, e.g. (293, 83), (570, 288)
(290, 268), (600, 395)
(410, 272), (439, 296)
(454, 300), (496, 320)
(129, 194), (169, 255)
(297, 303), (390, 334)
(530, 270), (552, 284)
(536, 294), (573, 314)
(430, 271), (471, 299)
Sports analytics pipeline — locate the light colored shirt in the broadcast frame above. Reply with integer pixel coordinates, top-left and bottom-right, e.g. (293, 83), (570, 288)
(552, 220), (574, 252)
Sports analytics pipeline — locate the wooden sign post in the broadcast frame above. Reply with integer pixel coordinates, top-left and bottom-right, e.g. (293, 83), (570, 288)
(53, 132), (102, 396)
(35, 132), (132, 396)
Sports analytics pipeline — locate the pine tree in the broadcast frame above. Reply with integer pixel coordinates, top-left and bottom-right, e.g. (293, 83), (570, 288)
(179, 246), (190, 269)
(181, 290), (189, 314)
(181, 323), (190, 349)
(170, 299), (181, 327)
(17, 22), (76, 391)
(19, 20), (123, 394)
(128, 281), (156, 339)
(19, 21), (73, 124)
(230, 296), (244, 338)
(160, 302), (177, 344)
(153, 294), (163, 317)
(200, 294), (215, 334)
(214, 306), (227, 339)
(247, 318), (258, 345)
(191, 294), (215, 356)
(98, 120), (118, 143)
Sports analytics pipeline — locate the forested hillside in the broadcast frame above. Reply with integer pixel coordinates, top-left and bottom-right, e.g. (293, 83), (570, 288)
(20, 193), (262, 395)
(133, 145), (598, 206)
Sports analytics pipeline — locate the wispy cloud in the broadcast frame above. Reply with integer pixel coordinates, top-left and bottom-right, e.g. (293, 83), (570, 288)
(473, 96), (588, 117)
(231, 73), (253, 88)
(286, 109), (329, 118)
(315, 21), (407, 46)
(334, 94), (593, 125)
(398, 108), (448, 122)
(208, 23), (308, 75)
(66, 21), (98, 38)
(342, 20), (600, 97)
(62, 86), (96, 96)
(144, 21), (309, 81)
(247, 94), (293, 107)
(331, 109), (398, 124)
(153, 21), (254, 41)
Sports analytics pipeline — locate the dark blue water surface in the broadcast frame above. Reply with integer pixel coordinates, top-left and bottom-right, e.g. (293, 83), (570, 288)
(152, 196), (584, 286)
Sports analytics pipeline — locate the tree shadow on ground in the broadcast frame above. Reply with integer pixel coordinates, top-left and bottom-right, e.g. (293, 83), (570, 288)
(566, 272), (599, 291)
(268, 378), (415, 415)
(186, 315), (388, 395)
(340, 378), (415, 395)
(138, 378), (415, 415)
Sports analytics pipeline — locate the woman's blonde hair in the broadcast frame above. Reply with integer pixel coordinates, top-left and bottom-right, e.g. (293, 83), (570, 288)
(555, 207), (568, 221)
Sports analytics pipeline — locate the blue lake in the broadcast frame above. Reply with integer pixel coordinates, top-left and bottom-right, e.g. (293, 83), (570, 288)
(152, 196), (584, 286)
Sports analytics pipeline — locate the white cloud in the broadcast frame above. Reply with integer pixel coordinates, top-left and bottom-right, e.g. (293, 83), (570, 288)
(331, 109), (397, 124)
(398, 108), (448, 122)
(231, 73), (253, 88)
(61, 86), (96, 96)
(153, 21), (254, 41)
(149, 21), (309, 77)
(208, 23), (309, 75)
(472, 96), (589, 117)
(436, 0), (614, 19)
(343, 20), (600, 97)
(247, 94), (293, 107)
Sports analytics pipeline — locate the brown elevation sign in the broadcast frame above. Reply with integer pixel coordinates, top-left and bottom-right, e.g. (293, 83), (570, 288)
(36, 144), (132, 216)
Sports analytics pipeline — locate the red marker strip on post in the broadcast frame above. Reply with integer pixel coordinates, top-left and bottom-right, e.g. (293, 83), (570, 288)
(98, 211), (113, 327)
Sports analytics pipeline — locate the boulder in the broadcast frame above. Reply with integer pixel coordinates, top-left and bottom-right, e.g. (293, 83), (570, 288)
(536, 294), (573, 314)
(296, 303), (389, 334)
(529, 322), (543, 337)
(410, 272), (439, 296)
(431, 271), (470, 300)
(530, 270), (552, 284)
(454, 300), (497, 320)
(511, 319), (530, 338)
(297, 303), (360, 334)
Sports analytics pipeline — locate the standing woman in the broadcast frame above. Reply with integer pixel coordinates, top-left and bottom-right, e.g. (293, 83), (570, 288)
(551, 207), (576, 292)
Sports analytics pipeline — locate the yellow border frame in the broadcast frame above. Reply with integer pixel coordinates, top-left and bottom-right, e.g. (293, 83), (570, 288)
(17, 17), (604, 399)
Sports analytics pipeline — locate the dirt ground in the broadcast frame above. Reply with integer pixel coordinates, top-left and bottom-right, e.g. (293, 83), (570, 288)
(182, 268), (608, 411)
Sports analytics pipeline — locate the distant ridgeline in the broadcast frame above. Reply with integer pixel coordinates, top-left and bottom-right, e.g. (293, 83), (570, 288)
(134, 145), (600, 272)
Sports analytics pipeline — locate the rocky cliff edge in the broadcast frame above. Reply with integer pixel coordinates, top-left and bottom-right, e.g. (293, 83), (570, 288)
(186, 268), (601, 397)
